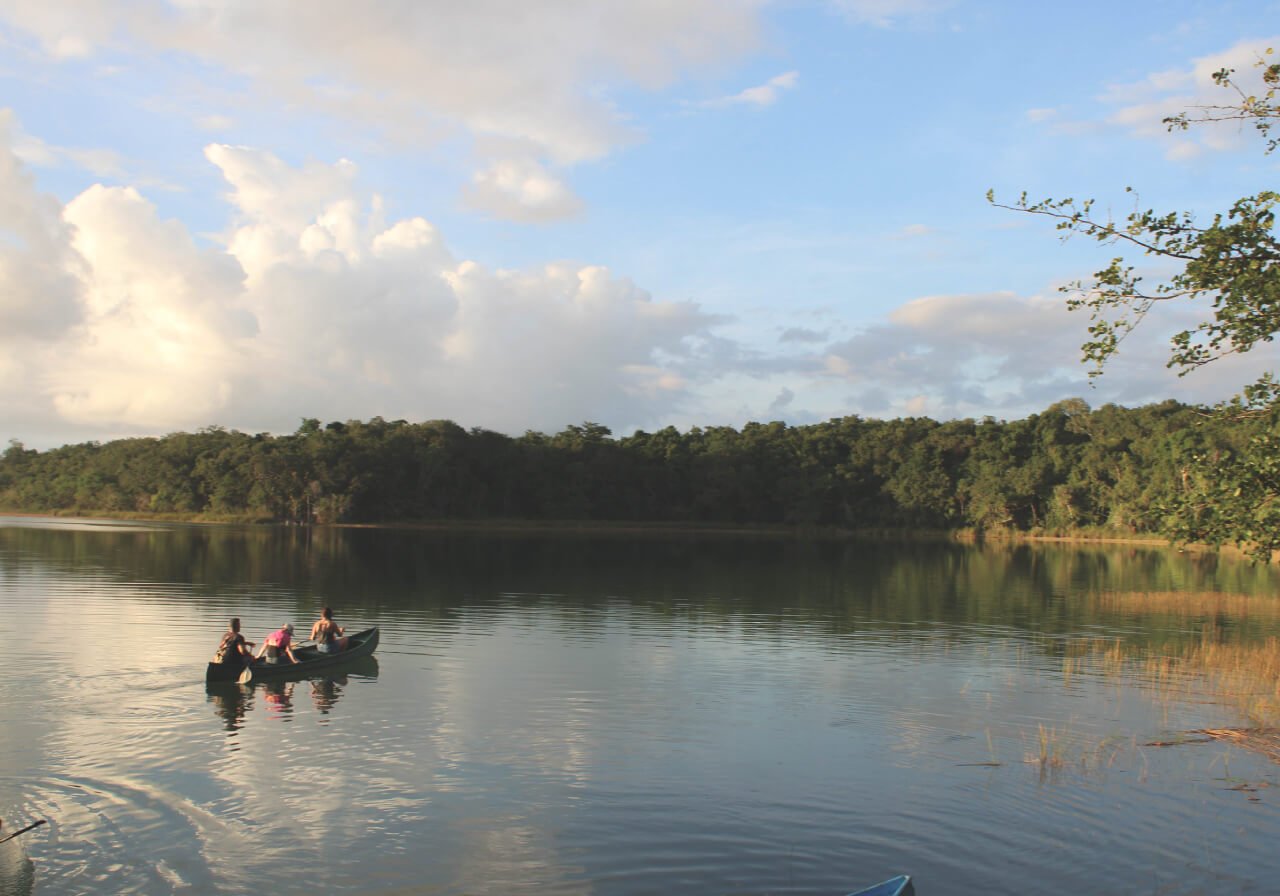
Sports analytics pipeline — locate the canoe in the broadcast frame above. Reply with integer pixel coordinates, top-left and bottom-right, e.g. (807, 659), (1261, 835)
(237, 626), (379, 684)
(205, 627), (379, 683)
(846, 875), (914, 896)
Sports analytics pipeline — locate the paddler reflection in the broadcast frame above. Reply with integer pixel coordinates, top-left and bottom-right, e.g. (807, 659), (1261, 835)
(310, 674), (348, 714)
(205, 682), (250, 731)
(262, 680), (294, 715)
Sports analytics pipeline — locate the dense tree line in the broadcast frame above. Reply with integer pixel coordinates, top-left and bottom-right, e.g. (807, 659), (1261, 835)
(0, 398), (1262, 545)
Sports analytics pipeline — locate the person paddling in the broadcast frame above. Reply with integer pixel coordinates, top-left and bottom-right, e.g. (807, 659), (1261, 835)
(255, 623), (299, 664)
(310, 606), (349, 654)
(212, 618), (255, 668)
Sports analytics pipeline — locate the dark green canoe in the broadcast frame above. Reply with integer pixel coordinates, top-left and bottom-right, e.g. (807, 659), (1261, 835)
(205, 626), (379, 683)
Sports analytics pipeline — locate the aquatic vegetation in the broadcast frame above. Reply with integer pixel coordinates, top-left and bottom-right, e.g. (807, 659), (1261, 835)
(1028, 723), (1066, 769)
(1092, 589), (1280, 620)
(1060, 591), (1280, 765)
(1001, 591), (1280, 774)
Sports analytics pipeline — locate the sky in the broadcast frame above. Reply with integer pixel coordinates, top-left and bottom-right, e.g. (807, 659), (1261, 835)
(1, 0), (1278, 449)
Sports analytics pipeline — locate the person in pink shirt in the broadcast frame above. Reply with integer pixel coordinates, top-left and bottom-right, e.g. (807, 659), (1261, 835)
(255, 623), (299, 664)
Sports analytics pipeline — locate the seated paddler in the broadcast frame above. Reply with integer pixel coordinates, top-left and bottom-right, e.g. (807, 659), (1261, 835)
(213, 617), (255, 667)
(310, 606), (349, 654)
(255, 623), (299, 664)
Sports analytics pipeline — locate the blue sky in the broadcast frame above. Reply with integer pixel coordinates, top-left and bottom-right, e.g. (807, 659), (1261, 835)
(1, 0), (1278, 448)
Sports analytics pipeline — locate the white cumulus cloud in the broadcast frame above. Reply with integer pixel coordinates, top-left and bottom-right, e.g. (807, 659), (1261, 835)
(831, 0), (953, 28)
(0, 116), (725, 443)
(0, 0), (769, 220)
(0, 110), (84, 341)
(705, 71), (800, 108)
(464, 158), (584, 222)
(814, 290), (1277, 420)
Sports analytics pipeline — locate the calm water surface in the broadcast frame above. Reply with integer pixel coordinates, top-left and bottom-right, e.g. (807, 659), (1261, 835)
(1, 517), (1279, 895)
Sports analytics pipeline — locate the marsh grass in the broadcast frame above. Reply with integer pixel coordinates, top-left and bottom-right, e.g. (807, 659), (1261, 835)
(1071, 591), (1280, 725)
(1062, 636), (1131, 679)
(1028, 723), (1067, 769)
(1093, 589), (1280, 620)
(967, 590), (1280, 777)
(1138, 627), (1280, 726)
(1017, 723), (1133, 777)
(1070, 592), (1280, 763)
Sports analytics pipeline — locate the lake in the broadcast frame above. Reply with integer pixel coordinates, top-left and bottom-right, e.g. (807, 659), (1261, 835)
(1, 516), (1279, 895)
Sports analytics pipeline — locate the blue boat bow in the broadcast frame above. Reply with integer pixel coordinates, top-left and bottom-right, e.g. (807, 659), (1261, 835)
(846, 875), (914, 896)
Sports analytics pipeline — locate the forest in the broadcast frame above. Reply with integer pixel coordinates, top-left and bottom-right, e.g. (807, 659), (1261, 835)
(0, 398), (1261, 545)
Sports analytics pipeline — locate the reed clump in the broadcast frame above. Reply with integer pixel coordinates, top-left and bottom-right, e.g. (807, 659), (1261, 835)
(1079, 591), (1280, 727)
(1120, 628), (1280, 726)
(1016, 724), (1131, 777)
(1105, 622), (1280, 763)
(1092, 590), (1280, 620)
(1174, 629), (1280, 726)
(1023, 723), (1068, 771)
(1063, 636), (1130, 678)
(1057, 604), (1280, 763)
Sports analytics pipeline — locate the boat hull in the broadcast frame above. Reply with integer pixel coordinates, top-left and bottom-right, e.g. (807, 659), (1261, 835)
(846, 875), (914, 896)
(205, 627), (379, 683)
(206, 658), (251, 683)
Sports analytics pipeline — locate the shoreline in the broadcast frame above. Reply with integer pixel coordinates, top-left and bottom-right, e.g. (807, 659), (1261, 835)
(0, 507), (1187, 548)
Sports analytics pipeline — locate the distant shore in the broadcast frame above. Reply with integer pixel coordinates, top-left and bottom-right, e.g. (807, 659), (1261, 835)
(6, 507), (1270, 561)
(0, 507), (1181, 544)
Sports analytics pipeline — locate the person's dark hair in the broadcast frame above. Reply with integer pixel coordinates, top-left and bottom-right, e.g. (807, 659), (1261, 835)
(321, 607), (333, 620)
(230, 617), (241, 632)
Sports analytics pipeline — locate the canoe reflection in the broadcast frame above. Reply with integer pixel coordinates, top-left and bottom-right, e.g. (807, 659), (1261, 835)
(205, 655), (378, 728)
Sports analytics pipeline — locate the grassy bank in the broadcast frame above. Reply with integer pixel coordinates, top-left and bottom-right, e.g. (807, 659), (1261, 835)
(4, 508), (1273, 559)
(0, 508), (276, 525)
(0, 508), (1174, 543)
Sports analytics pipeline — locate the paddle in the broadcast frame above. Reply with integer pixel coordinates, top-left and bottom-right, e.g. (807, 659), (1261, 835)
(0, 819), (46, 845)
